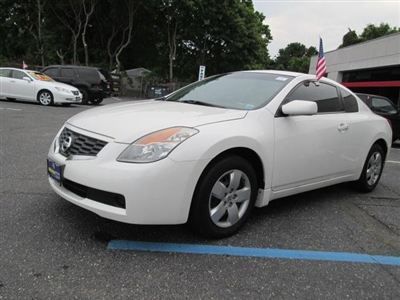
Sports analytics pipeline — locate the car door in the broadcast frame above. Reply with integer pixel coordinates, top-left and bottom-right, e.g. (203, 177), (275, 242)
(8, 70), (35, 101)
(0, 69), (12, 97)
(272, 81), (354, 192)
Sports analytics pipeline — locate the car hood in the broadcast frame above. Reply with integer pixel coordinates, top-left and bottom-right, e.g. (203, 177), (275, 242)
(67, 100), (247, 143)
(37, 80), (78, 91)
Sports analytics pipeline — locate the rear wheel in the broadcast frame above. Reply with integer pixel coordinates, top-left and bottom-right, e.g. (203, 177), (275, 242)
(189, 156), (258, 238)
(37, 90), (53, 106)
(355, 143), (385, 192)
(91, 98), (103, 105)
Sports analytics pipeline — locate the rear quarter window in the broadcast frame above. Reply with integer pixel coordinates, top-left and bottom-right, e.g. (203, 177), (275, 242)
(77, 69), (99, 82)
(340, 88), (358, 112)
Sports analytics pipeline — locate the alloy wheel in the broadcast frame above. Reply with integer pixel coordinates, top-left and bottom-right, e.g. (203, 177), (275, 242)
(209, 169), (251, 228)
(366, 151), (382, 186)
(39, 92), (52, 105)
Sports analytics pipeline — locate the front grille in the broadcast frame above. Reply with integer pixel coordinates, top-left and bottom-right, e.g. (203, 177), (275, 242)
(72, 91), (79, 95)
(59, 127), (107, 157)
(63, 178), (126, 209)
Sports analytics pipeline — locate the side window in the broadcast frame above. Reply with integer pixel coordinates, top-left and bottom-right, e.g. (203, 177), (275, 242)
(0, 69), (11, 77)
(371, 97), (397, 114)
(44, 68), (59, 78)
(60, 68), (75, 78)
(286, 82), (343, 113)
(12, 70), (27, 80)
(340, 88), (358, 113)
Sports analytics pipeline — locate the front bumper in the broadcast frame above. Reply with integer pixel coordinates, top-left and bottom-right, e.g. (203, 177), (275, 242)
(48, 132), (205, 224)
(53, 91), (82, 104)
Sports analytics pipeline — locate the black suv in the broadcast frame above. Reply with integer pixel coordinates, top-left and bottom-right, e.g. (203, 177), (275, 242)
(42, 65), (112, 104)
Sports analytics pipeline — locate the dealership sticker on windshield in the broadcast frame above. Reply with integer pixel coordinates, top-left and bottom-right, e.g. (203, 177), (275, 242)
(275, 77), (288, 81)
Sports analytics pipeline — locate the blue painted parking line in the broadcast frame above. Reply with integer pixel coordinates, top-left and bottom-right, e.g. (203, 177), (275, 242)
(108, 240), (400, 266)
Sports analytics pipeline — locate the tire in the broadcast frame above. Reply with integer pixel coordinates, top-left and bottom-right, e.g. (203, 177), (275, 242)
(189, 155), (258, 238)
(355, 143), (385, 193)
(91, 98), (103, 105)
(37, 90), (54, 106)
(79, 89), (89, 105)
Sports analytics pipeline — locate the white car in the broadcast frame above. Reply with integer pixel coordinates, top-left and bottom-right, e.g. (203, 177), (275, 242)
(47, 71), (392, 237)
(0, 68), (82, 106)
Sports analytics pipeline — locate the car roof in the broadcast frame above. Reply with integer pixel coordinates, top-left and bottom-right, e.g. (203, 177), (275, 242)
(0, 67), (37, 72)
(244, 70), (304, 77)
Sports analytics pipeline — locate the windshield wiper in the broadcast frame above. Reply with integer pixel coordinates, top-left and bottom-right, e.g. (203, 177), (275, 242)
(180, 100), (225, 108)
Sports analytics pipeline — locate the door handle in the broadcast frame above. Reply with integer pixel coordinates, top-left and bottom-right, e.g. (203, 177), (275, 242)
(337, 123), (349, 132)
(9, 80), (15, 83)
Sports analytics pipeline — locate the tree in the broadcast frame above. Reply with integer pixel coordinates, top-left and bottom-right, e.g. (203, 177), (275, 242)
(339, 28), (359, 48)
(160, 0), (181, 82)
(170, 0), (272, 80)
(51, 0), (84, 64)
(100, 0), (138, 71)
(360, 23), (399, 41)
(81, 0), (96, 66)
(0, 0), (272, 80)
(28, 0), (47, 66)
(273, 43), (317, 73)
(339, 23), (399, 48)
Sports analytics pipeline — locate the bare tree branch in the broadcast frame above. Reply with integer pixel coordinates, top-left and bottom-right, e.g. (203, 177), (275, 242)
(51, 0), (83, 64)
(82, 0), (96, 66)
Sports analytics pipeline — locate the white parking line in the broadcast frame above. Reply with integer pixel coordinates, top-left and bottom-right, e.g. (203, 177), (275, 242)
(0, 107), (22, 111)
(387, 160), (400, 164)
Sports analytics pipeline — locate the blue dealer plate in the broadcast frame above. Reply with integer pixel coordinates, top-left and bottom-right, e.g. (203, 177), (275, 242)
(47, 159), (63, 183)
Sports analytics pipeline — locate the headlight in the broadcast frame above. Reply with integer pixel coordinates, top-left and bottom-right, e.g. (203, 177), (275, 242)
(117, 127), (199, 163)
(55, 86), (71, 93)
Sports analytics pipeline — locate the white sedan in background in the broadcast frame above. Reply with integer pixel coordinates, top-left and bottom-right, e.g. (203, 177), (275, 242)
(47, 71), (392, 237)
(0, 68), (82, 106)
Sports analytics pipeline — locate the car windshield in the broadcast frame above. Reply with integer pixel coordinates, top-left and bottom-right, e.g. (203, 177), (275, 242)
(165, 72), (294, 110)
(27, 71), (54, 81)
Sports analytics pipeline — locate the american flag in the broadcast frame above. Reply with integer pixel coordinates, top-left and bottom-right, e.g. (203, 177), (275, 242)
(316, 37), (326, 80)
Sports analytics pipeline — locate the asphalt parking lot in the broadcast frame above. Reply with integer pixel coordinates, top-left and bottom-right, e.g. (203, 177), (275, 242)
(1, 98), (400, 299)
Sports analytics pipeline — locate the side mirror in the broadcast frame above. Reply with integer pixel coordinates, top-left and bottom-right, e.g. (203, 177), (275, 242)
(282, 100), (318, 116)
(22, 76), (32, 82)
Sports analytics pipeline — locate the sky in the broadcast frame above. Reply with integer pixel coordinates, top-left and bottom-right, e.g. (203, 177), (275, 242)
(253, 0), (400, 57)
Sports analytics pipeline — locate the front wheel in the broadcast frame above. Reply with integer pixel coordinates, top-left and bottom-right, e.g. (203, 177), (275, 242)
(37, 90), (53, 106)
(189, 155), (258, 238)
(355, 144), (385, 192)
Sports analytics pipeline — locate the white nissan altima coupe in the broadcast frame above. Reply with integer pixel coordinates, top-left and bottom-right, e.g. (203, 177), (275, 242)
(47, 71), (392, 237)
(0, 68), (82, 106)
